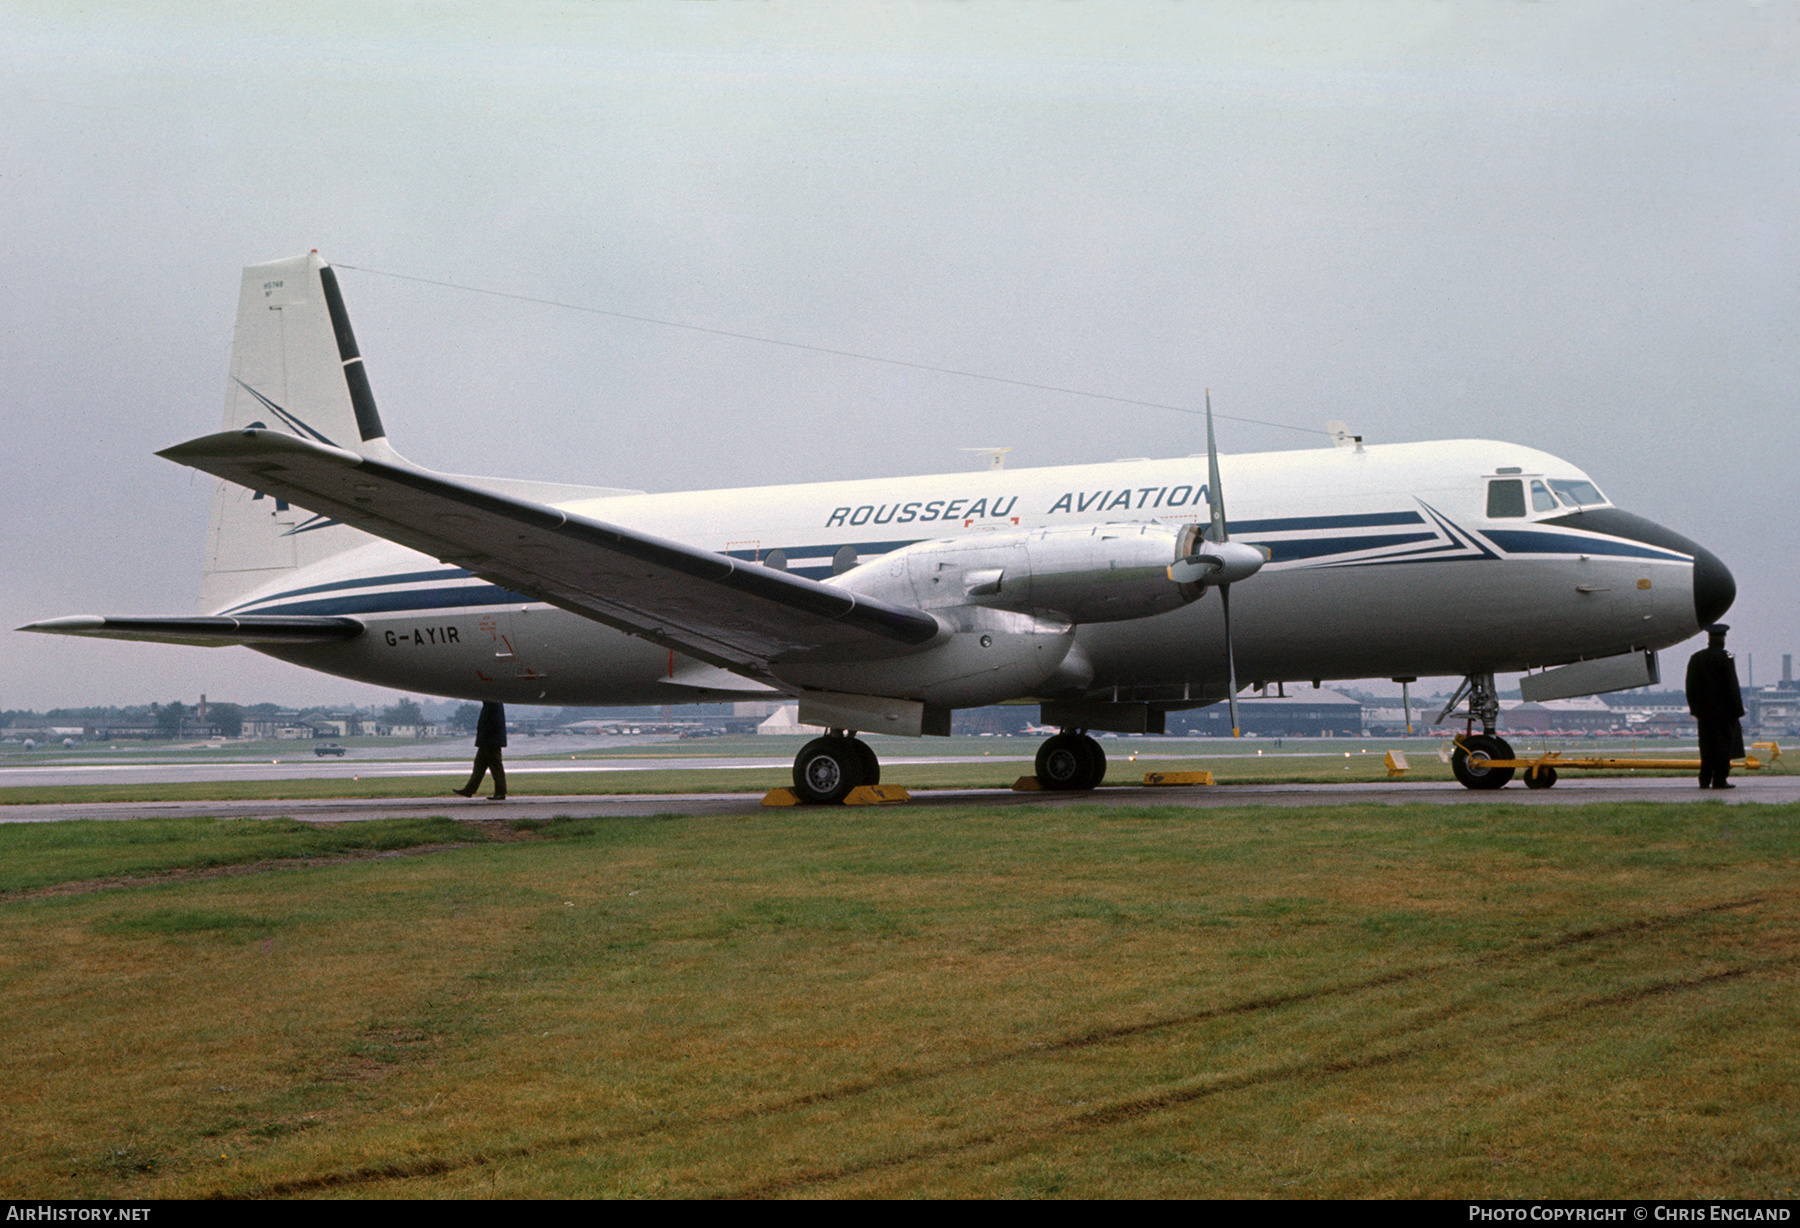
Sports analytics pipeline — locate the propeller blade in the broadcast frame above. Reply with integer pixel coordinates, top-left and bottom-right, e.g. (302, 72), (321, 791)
(1205, 390), (1229, 545)
(1203, 390), (1247, 737)
(1222, 582), (1241, 737)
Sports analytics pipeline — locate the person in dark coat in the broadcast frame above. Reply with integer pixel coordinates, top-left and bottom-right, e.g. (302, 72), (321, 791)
(1686, 624), (1745, 789)
(454, 701), (508, 800)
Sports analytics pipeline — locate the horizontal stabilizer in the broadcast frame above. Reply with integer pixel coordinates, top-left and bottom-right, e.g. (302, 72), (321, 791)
(19, 614), (364, 648)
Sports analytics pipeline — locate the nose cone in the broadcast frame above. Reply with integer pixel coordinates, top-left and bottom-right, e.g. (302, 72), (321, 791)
(1692, 543), (1737, 628)
(1544, 507), (1736, 634)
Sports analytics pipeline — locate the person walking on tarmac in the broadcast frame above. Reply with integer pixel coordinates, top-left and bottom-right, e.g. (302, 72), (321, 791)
(1685, 624), (1745, 790)
(453, 701), (508, 800)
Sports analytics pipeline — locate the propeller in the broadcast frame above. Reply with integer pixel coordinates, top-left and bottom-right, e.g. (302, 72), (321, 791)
(1165, 391), (1267, 736)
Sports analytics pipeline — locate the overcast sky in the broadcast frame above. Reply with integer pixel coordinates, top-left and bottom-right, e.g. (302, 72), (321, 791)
(3, 1), (1794, 712)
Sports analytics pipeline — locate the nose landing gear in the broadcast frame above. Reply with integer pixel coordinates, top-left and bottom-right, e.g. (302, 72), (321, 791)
(1439, 673), (1517, 790)
(1451, 732), (1516, 790)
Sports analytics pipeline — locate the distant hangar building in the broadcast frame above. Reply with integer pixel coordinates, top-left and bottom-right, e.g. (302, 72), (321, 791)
(1176, 688), (1364, 738)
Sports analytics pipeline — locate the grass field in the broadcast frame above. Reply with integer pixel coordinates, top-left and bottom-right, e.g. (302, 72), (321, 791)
(2, 799), (1795, 1199)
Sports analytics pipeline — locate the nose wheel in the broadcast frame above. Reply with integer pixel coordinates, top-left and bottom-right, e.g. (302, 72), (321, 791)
(1441, 673), (1518, 790)
(792, 732), (880, 804)
(1451, 733), (1516, 790)
(1035, 731), (1107, 791)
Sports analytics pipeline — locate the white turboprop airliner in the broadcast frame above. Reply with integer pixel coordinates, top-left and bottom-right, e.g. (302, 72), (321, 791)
(24, 253), (1736, 800)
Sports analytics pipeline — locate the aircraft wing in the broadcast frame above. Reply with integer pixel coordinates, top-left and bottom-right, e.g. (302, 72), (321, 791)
(19, 614), (365, 647)
(156, 430), (943, 679)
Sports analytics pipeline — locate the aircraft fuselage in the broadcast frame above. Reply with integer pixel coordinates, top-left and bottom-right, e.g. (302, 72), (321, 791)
(226, 438), (1729, 709)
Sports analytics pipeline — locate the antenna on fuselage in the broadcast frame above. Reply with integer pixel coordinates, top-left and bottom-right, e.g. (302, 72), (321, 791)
(961, 447), (1012, 471)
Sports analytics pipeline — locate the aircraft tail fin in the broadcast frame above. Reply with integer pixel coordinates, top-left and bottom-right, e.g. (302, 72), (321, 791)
(200, 253), (393, 611)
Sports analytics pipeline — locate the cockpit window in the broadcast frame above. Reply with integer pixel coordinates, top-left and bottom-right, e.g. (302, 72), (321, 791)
(1486, 479), (1526, 518)
(1549, 479), (1606, 508)
(1530, 480), (1558, 512)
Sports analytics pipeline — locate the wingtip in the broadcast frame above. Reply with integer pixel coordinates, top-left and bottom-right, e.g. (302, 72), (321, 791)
(158, 430), (365, 466)
(17, 615), (105, 635)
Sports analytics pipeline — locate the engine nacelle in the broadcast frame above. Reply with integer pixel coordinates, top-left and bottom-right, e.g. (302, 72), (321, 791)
(770, 608), (1079, 709)
(835, 523), (1205, 624)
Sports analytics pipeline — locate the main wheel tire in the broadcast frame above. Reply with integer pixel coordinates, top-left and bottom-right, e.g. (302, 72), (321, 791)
(1523, 764), (1558, 789)
(1036, 733), (1105, 791)
(1452, 733), (1515, 790)
(793, 736), (866, 804)
(1076, 733), (1107, 789)
(1036, 733), (1086, 790)
(851, 738), (880, 787)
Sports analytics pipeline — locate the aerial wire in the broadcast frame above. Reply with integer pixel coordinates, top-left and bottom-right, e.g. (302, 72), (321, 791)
(334, 263), (1330, 438)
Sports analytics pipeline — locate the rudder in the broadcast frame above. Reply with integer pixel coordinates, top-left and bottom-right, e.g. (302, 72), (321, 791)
(200, 253), (392, 611)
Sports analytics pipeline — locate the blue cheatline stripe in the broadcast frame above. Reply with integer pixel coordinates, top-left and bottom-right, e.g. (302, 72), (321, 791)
(1261, 532), (1440, 563)
(725, 519), (1430, 566)
(222, 567), (476, 615)
(1318, 545), (1486, 568)
(1233, 510), (1425, 533)
(739, 528), (1450, 574)
(236, 583), (530, 618)
(218, 509), (1689, 621)
(1482, 530), (1689, 562)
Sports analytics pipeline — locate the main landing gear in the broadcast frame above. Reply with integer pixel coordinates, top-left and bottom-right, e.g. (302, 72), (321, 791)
(790, 728), (1111, 802)
(792, 732), (881, 805)
(1035, 731), (1107, 792)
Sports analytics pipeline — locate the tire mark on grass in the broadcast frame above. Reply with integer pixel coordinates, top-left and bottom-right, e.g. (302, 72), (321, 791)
(1546, 897), (1766, 948)
(232, 894), (1775, 1198)
(1, 820), (539, 902)
(745, 894), (1770, 1116)
(723, 1046), (1428, 1199)
(1535, 965), (1753, 1019)
(721, 960), (1781, 1199)
(0, 844), (484, 902)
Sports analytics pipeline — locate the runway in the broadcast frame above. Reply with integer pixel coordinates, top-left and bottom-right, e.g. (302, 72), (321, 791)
(0, 733), (1047, 789)
(3, 731), (1788, 824)
(2, 773), (1792, 825)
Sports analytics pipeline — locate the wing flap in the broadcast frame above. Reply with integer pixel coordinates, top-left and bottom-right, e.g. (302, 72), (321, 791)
(157, 430), (942, 674)
(20, 614), (365, 648)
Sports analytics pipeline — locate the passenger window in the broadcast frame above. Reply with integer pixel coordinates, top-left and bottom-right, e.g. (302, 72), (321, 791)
(1531, 480), (1557, 512)
(1486, 479), (1526, 518)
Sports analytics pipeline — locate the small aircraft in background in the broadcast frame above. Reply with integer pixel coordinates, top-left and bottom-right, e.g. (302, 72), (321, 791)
(24, 253), (1734, 800)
